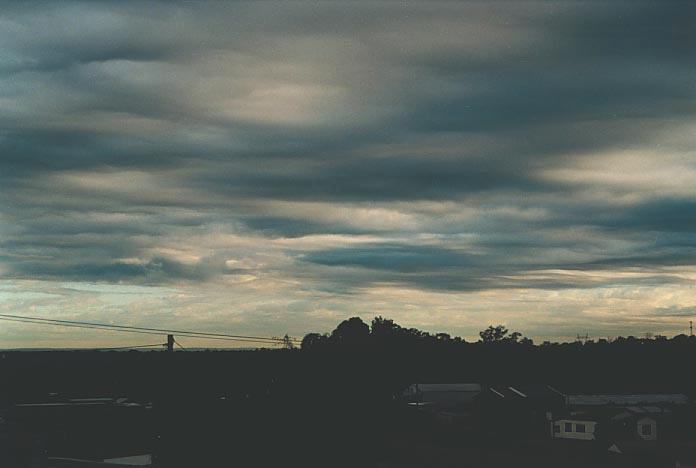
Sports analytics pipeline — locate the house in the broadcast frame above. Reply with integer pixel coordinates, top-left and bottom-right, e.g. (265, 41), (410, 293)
(400, 383), (694, 449)
(552, 419), (597, 440)
(607, 406), (671, 442)
(549, 392), (690, 444)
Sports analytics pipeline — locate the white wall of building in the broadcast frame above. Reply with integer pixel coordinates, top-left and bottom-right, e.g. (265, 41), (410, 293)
(552, 419), (596, 441)
(637, 417), (657, 441)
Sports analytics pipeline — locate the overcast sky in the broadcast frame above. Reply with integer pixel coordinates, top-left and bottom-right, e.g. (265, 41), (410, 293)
(1, 2), (695, 348)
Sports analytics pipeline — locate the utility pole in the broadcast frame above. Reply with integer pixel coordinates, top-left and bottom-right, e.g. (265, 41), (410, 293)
(282, 334), (295, 350)
(167, 334), (175, 352)
(690, 321), (693, 337)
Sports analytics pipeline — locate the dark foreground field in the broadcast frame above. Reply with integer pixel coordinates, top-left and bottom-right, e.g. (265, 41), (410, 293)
(2, 327), (696, 467)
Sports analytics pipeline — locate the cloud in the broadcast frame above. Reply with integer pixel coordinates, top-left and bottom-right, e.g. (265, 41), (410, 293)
(651, 306), (696, 318)
(0, 1), (695, 345)
(4, 255), (247, 283)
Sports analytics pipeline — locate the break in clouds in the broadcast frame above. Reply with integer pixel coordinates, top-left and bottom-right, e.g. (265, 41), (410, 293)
(1, 2), (696, 346)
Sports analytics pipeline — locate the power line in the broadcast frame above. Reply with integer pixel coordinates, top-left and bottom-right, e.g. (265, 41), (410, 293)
(0, 316), (286, 346)
(0, 313), (301, 343)
(0, 314), (300, 346)
(0, 313), (300, 344)
(81, 343), (167, 351)
(0, 316), (172, 338)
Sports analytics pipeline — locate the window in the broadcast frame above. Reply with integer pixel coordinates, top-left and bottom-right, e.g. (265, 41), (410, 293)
(641, 424), (652, 436)
(554, 424), (560, 433)
(575, 423), (586, 433)
(564, 422), (573, 432)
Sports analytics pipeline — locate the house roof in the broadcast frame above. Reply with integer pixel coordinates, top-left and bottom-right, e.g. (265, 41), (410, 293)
(611, 411), (633, 421)
(487, 384), (564, 400)
(404, 383), (482, 406)
(102, 454), (151, 466)
(554, 418), (597, 424)
(411, 383), (481, 393)
(567, 394), (688, 406)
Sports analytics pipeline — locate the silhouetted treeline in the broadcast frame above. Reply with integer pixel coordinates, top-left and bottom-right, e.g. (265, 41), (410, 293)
(303, 315), (691, 351)
(302, 317), (532, 350)
(301, 316), (696, 394)
(1, 316), (695, 404)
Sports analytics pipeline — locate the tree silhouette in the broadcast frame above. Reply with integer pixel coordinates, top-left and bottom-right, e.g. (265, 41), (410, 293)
(371, 316), (401, 338)
(331, 317), (370, 346)
(301, 332), (328, 350)
(478, 325), (528, 344)
(479, 325), (509, 343)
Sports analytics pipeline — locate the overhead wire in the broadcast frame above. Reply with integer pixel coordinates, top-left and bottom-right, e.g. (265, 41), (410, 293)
(0, 313), (300, 347)
(0, 317), (283, 348)
(0, 316), (173, 338)
(0, 313), (300, 344)
(78, 343), (166, 351)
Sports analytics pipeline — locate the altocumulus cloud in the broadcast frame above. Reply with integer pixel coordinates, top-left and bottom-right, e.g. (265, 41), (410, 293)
(1, 1), (696, 346)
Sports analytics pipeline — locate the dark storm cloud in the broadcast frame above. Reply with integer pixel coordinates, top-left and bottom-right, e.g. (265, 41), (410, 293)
(298, 241), (693, 293)
(609, 199), (696, 233)
(544, 3), (696, 61)
(206, 153), (555, 202)
(241, 217), (370, 238)
(302, 245), (479, 273)
(651, 306), (696, 318)
(0, 0), (695, 293)
(3, 252), (247, 283)
(521, 198), (696, 241)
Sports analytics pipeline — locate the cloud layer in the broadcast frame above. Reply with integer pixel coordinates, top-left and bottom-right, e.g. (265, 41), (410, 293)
(1, 2), (696, 346)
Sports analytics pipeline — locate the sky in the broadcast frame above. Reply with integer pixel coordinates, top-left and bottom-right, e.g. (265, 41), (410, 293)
(1, 2), (696, 348)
